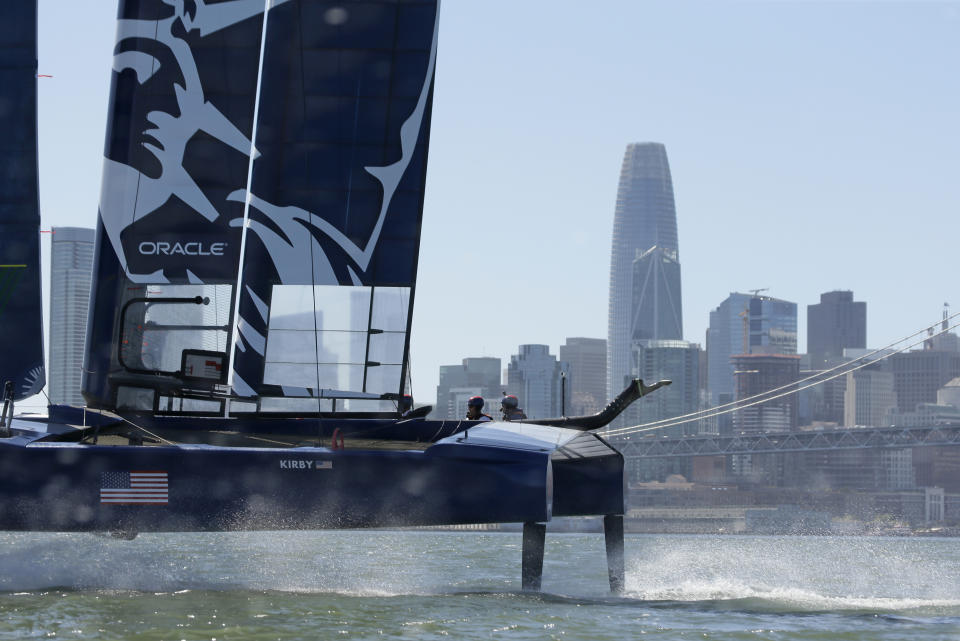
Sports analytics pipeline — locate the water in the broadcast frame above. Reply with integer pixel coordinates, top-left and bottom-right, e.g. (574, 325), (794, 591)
(1, 531), (958, 640)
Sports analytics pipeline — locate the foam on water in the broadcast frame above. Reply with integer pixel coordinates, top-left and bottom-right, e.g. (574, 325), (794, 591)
(0, 531), (500, 595)
(2, 533), (958, 641)
(621, 534), (960, 615)
(625, 579), (960, 614)
(1, 531), (959, 619)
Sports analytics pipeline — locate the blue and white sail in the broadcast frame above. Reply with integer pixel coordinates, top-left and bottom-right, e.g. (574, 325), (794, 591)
(83, 0), (440, 413)
(0, 2), (45, 401)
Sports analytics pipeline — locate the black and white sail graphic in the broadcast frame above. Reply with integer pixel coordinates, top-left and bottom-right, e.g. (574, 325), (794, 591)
(0, 2), (45, 401)
(84, 0), (271, 409)
(83, 0), (439, 411)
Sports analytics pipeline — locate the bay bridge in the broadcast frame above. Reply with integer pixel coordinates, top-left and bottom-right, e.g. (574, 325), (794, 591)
(613, 424), (960, 459)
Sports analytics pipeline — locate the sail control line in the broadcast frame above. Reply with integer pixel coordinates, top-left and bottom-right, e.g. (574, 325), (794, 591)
(522, 379), (672, 431)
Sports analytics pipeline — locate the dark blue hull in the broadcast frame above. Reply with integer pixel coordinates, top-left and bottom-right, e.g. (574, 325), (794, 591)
(0, 418), (623, 533)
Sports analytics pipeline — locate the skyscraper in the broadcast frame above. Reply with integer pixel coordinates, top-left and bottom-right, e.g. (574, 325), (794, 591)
(507, 345), (568, 419)
(631, 246), (682, 342)
(435, 357), (501, 419)
(843, 364), (896, 427)
(48, 227), (95, 405)
(807, 290), (866, 369)
(890, 350), (960, 413)
(559, 337), (606, 416)
(707, 292), (798, 407)
(607, 143), (681, 398)
(732, 353), (801, 433)
(631, 339), (700, 437)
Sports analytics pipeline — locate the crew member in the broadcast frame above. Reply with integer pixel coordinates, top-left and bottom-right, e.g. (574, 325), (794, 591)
(500, 394), (527, 421)
(466, 396), (492, 421)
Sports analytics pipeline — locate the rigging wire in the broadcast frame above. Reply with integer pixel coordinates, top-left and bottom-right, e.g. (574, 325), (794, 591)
(109, 413), (177, 446)
(606, 314), (960, 438)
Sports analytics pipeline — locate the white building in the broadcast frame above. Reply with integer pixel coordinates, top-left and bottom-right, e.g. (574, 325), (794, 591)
(843, 367), (897, 427)
(48, 227), (95, 405)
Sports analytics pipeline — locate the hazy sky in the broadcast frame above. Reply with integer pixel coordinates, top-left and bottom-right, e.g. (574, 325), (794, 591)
(27, 1), (960, 410)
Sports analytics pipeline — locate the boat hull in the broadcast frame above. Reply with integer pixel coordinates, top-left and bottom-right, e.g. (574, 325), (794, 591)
(0, 419), (623, 532)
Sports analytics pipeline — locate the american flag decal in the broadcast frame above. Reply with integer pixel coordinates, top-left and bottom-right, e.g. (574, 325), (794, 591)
(100, 471), (169, 504)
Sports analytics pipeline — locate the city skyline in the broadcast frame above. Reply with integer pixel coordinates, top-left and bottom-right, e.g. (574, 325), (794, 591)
(22, 1), (960, 410)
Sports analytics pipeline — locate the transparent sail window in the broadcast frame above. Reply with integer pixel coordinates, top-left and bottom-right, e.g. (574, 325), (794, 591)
(119, 285), (232, 377)
(262, 284), (410, 396)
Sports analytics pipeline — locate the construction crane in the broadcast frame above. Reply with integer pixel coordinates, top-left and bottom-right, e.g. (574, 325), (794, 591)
(748, 288), (769, 297)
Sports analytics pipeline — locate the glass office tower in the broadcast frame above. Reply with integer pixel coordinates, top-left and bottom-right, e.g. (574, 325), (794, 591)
(49, 227), (95, 405)
(607, 143), (682, 399)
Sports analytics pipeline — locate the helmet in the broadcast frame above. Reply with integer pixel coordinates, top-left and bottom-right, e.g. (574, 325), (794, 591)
(398, 394), (413, 410)
(467, 396), (484, 408)
(501, 395), (518, 409)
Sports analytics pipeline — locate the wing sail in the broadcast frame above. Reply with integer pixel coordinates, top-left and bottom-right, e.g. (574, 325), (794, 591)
(82, 0), (440, 415)
(0, 2), (45, 401)
(231, 1), (440, 408)
(82, 1), (268, 410)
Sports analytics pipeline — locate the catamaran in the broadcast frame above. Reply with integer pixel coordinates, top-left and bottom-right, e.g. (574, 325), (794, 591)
(0, 0), (667, 592)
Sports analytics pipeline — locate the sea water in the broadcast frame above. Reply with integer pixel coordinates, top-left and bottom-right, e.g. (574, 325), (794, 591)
(0, 531), (957, 640)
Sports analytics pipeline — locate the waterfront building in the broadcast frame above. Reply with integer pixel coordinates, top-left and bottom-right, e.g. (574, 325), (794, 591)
(559, 337), (606, 416)
(506, 344), (568, 419)
(880, 449), (916, 490)
(48, 226), (95, 406)
(435, 357), (501, 419)
(886, 403), (960, 427)
(607, 143), (682, 399)
(807, 290), (866, 369)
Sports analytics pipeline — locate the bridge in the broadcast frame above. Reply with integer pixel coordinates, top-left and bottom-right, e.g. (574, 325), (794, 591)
(611, 424), (960, 458)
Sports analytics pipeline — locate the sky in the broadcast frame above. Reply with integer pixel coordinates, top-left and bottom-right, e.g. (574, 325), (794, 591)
(27, 1), (960, 410)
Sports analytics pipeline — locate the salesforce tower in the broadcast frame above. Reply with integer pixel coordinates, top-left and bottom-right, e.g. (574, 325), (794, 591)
(607, 143), (683, 399)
